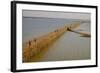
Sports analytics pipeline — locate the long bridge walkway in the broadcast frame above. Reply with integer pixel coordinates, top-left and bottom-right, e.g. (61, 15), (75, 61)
(23, 22), (80, 62)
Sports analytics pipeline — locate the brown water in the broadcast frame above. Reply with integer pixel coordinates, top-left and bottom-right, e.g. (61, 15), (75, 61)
(39, 30), (90, 62)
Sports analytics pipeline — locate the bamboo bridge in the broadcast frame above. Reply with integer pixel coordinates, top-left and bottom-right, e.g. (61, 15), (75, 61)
(23, 22), (80, 62)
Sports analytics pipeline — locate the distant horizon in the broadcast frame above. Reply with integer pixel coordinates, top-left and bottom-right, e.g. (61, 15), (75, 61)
(23, 16), (90, 22)
(23, 10), (90, 20)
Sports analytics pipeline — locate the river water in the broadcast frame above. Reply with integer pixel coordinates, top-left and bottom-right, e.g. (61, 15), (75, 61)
(22, 17), (91, 62)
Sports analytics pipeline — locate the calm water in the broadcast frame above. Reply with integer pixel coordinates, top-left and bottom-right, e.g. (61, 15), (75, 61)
(22, 17), (91, 61)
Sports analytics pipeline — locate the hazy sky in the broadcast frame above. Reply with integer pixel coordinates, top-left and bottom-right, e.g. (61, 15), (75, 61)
(23, 10), (90, 20)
